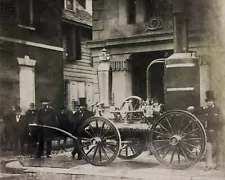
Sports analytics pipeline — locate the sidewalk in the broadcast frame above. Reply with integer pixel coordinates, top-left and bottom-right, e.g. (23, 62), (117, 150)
(5, 151), (225, 180)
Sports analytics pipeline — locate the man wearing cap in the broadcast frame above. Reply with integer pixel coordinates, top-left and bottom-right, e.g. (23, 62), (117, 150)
(36, 98), (57, 158)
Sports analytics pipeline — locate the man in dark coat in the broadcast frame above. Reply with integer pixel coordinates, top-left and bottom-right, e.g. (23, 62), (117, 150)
(36, 98), (57, 158)
(57, 107), (71, 150)
(187, 91), (223, 171)
(201, 91), (223, 171)
(10, 106), (26, 154)
(25, 103), (38, 152)
(71, 98), (93, 160)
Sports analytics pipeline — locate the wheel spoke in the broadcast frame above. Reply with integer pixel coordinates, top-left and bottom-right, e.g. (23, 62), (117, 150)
(104, 145), (115, 153)
(158, 123), (173, 136)
(95, 120), (99, 136)
(130, 146), (136, 155)
(153, 139), (169, 142)
(101, 146), (109, 160)
(181, 144), (197, 159)
(126, 147), (128, 156)
(105, 142), (117, 147)
(92, 145), (98, 161)
(182, 141), (199, 149)
(178, 149), (181, 165)
(101, 127), (112, 138)
(181, 121), (192, 135)
(99, 146), (102, 162)
(83, 129), (94, 138)
(104, 135), (116, 139)
(88, 124), (95, 134)
(154, 130), (168, 137)
(183, 137), (202, 141)
(86, 146), (97, 156)
(179, 145), (189, 164)
(165, 117), (175, 135)
(182, 128), (199, 138)
(162, 145), (173, 159)
(156, 143), (171, 152)
(178, 116), (184, 134)
(170, 146), (176, 164)
(99, 122), (106, 137)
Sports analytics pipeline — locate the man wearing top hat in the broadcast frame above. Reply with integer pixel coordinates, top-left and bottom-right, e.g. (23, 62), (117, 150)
(71, 98), (93, 159)
(36, 98), (57, 158)
(187, 90), (223, 171)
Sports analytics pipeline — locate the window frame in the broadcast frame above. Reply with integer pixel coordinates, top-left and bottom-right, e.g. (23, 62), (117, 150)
(64, 0), (76, 12)
(16, 0), (35, 30)
(127, 0), (136, 24)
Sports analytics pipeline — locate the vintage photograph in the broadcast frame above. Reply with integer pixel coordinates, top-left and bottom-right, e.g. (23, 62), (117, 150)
(0, 0), (224, 179)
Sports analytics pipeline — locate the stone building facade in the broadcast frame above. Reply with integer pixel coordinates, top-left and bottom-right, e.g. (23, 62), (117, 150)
(87, 0), (223, 112)
(0, 0), (94, 115)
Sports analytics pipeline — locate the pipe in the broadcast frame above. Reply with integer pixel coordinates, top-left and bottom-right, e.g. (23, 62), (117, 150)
(146, 58), (165, 105)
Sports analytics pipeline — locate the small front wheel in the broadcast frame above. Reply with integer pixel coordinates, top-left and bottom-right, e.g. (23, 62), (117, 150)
(78, 117), (121, 166)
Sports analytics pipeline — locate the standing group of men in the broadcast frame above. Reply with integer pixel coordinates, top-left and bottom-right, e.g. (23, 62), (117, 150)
(2, 97), (94, 160)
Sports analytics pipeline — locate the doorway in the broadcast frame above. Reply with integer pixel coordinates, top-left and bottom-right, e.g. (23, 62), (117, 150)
(130, 50), (172, 104)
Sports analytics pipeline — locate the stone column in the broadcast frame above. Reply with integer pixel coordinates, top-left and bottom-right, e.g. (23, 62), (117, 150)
(17, 55), (36, 111)
(97, 48), (112, 107)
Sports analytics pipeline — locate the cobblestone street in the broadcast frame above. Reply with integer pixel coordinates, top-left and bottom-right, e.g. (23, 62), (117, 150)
(2, 151), (225, 180)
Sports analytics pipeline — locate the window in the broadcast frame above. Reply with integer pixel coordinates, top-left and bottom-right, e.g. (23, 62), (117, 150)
(77, 0), (86, 9)
(17, 0), (34, 28)
(127, 0), (136, 24)
(63, 27), (81, 62)
(65, 0), (76, 11)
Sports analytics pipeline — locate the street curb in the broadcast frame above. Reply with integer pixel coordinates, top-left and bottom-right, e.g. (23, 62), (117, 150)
(5, 160), (225, 180)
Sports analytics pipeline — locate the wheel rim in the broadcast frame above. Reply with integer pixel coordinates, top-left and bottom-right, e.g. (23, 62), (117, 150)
(78, 117), (121, 166)
(118, 136), (147, 159)
(150, 110), (206, 169)
(120, 96), (145, 111)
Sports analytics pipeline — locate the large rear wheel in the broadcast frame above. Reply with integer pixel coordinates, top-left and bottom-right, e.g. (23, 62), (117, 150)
(150, 110), (206, 169)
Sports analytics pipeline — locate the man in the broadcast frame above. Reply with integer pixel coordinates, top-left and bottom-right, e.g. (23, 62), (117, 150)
(187, 91), (223, 171)
(36, 98), (57, 158)
(25, 103), (38, 153)
(71, 98), (93, 160)
(3, 105), (17, 150)
(57, 107), (71, 150)
(11, 106), (26, 154)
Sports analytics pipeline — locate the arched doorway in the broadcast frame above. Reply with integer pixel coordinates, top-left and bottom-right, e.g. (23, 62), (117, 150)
(130, 50), (172, 103)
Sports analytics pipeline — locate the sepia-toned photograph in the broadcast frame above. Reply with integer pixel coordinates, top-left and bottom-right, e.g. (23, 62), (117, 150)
(0, 0), (225, 179)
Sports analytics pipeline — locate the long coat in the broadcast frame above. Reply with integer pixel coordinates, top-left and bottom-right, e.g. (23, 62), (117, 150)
(37, 107), (58, 141)
(195, 105), (222, 142)
(25, 109), (38, 142)
(72, 109), (93, 136)
(57, 112), (71, 137)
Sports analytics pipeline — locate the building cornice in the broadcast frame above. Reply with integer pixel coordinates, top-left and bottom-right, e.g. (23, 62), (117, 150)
(0, 36), (64, 52)
(87, 29), (208, 49)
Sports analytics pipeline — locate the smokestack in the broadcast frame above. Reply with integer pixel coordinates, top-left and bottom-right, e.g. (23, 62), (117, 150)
(173, 0), (189, 53)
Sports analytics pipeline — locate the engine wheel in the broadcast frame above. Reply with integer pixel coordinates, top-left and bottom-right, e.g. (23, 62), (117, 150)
(150, 110), (206, 169)
(118, 135), (147, 159)
(78, 117), (121, 166)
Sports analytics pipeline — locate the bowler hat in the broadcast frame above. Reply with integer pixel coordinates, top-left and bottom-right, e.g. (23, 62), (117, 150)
(40, 97), (50, 103)
(205, 91), (215, 102)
